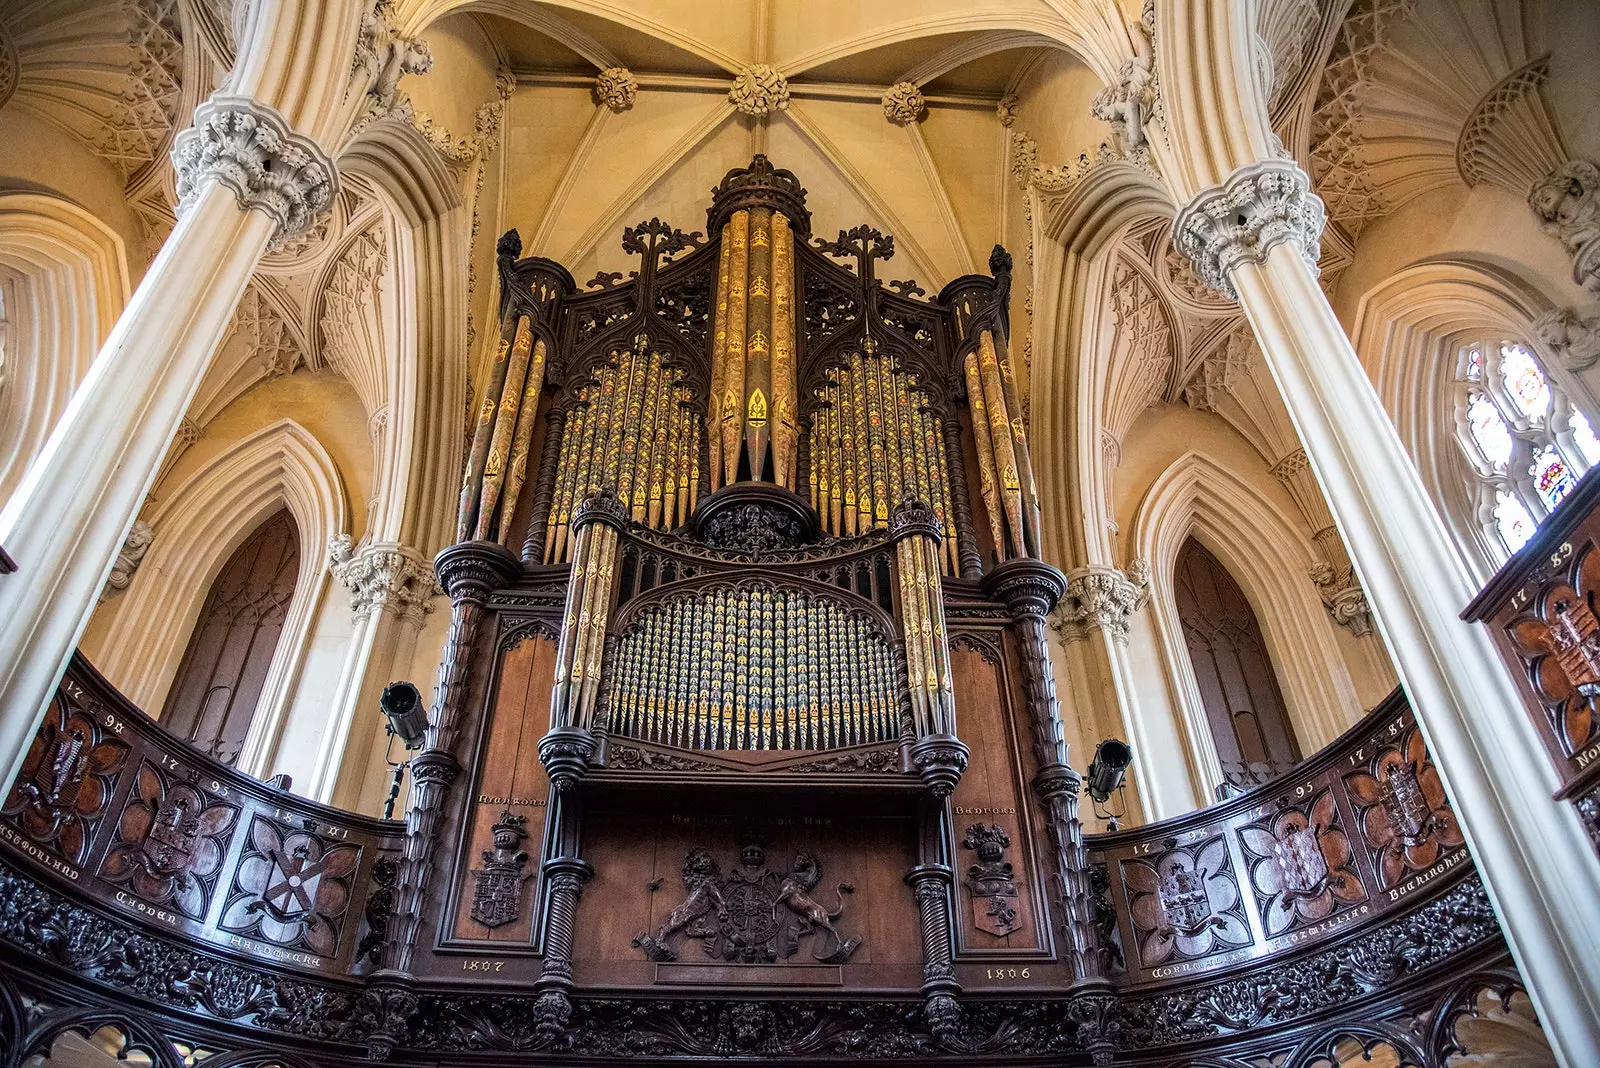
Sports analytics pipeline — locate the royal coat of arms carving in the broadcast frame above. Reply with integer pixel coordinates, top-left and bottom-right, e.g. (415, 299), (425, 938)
(633, 829), (861, 964)
(470, 810), (532, 929)
(961, 823), (1023, 937)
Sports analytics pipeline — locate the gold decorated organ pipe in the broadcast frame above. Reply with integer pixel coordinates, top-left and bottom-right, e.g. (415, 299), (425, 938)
(772, 214), (798, 489)
(496, 337), (549, 544)
(719, 211), (749, 487)
(976, 330), (1027, 559)
(474, 316), (534, 541)
(993, 328), (1043, 556)
(964, 351), (1007, 563)
(745, 208), (773, 480)
(458, 314), (521, 542)
(708, 226), (733, 491)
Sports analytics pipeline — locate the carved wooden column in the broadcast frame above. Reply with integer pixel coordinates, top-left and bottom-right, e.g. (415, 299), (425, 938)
(382, 540), (519, 974)
(906, 796), (962, 1045)
(521, 403), (568, 563)
(983, 558), (1108, 989)
(532, 784), (592, 1038)
(940, 411), (983, 578)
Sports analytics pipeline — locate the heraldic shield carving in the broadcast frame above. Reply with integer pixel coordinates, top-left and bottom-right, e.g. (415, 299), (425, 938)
(633, 828), (862, 964)
(471, 810), (532, 929)
(962, 823), (1023, 937)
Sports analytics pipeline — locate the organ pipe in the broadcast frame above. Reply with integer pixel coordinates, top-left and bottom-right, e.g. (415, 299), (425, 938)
(604, 585), (900, 751)
(459, 314), (549, 546)
(544, 349), (701, 563)
(889, 500), (957, 740)
(965, 328), (1042, 561)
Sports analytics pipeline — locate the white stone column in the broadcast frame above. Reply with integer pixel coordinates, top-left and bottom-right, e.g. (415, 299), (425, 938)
(313, 537), (443, 810)
(1175, 158), (1600, 1065)
(0, 96), (336, 787)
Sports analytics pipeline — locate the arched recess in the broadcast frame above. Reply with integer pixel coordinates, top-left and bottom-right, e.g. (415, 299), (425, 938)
(0, 193), (131, 503)
(1031, 161), (1175, 568)
(1349, 257), (1574, 585)
(1130, 450), (1364, 797)
(339, 116), (468, 553)
(91, 420), (349, 779)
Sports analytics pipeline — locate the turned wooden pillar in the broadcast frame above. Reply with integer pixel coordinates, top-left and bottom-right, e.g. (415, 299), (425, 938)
(983, 558), (1108, 989)
(522, 403), (568, 563)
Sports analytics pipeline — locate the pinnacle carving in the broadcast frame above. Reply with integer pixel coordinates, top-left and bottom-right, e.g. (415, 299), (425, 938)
(1172, 159), (1326, 301)
(170, 95), (337, 248)
(594, 67), (638, 113)
(881, 82), (926, 126)
(1050, 563), (1150, 645)
(328, 536), (442, 627)
(729, 64), (789, 117)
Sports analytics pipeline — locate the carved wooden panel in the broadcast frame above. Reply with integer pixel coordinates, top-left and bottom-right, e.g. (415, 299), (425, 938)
(448, 621), (557, 944)
(1235, 782), (1367, 939)
(2, 688), (129, 867)
(161, 508), (300, 767)
(1120, 832), (1252, 971)
(219, 815), (363, 957)
(98, 759), (240, 921)
(1341, 718), (1466, 895)
(1173, 538), (1299, 786)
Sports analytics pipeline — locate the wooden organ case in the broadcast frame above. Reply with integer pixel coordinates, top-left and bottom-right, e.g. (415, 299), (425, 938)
(393, 156), (1096, 1036)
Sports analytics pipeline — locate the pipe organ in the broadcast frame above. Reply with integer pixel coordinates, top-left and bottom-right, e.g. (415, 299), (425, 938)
(0, 157), (1506, 1066)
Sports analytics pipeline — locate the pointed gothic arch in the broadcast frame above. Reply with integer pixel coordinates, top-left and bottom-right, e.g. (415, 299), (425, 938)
(91, 420), (348, 779)
(1130, 449), (1365, 799)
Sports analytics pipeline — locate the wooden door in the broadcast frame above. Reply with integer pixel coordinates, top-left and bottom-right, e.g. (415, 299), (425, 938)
(1173, 537), (1300, 790)
(161, 509), (300, 766)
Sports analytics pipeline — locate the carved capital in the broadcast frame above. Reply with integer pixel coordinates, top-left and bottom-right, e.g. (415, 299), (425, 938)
(537, 727), (598, 792)
(886, 496), (942, 545)
(1172, 159), (1325, 301)
(594, 67), (638, 113)
(881, 82), (926, 126)
(982, 557), (1068, 619)
(328, 537), (442, 627)
(170, 95), (337, 248)
(729, 64), (789, 117)
(909, 734), (970, 799)
(1050, 563), (1150, 645)
(407, 750), (461, 787)
(1309, 561), (1374, 637)
(572, 485), (629, 534)
(432, 540), (519, 604)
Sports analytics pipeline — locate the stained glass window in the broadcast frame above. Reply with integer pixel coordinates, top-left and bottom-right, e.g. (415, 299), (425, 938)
(1532, 445), (1576, 510)
(1494, 491), (1537, 554)
(1455, 339), (1596, 560)
(1573, 411), (1600, 466)
(1466, 392), (1512, 468)
(1499, 343), (1551, 420)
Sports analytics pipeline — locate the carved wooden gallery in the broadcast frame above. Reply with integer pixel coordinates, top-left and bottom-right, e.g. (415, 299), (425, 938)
(0, 160), (1523, 1065)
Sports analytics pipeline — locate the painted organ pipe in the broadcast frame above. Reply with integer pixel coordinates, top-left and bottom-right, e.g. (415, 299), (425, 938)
(964, 328), (1041, 560)
(808, 354), (959, 572)
(708, 209), (799, 489)
(457, 315), (550, 546)
(605, 585), (899, 751)
(540, 488), (626, 790)
(544, 347), (701, 563)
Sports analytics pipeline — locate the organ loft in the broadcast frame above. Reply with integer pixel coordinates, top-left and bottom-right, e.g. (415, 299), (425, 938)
(5, 2), (1600, 1061)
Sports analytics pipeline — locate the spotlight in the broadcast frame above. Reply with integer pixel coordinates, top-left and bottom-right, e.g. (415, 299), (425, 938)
(1085, 738), (1132, 803)
(381, 681), (428, 749)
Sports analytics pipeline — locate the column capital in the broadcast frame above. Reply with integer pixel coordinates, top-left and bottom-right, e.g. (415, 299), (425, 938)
(171, 94), (338, 249)
(327, 536), (443, 627)
(1051, 563), (1150, 645)
(1172, 159), (1325, 301)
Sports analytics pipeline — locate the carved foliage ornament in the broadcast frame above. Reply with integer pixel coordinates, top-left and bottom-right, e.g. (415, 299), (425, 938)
(1051, 563), (1150, 644)
(729, 64), (790, 117)
(327, 535), (442, 627)
(1172, 160), (1326, 301)
(594, 67), (638, 113)
(170, 95), (338, 248)
(881, 82), (926, 126)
